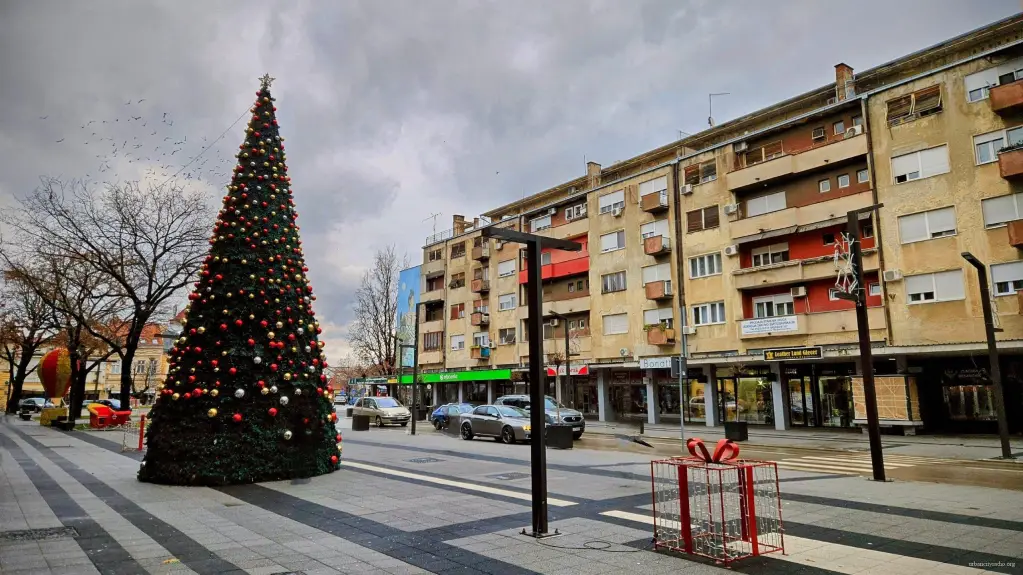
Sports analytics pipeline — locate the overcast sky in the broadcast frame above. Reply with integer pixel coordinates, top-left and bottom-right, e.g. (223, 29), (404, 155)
(1, 0), (1018, 361)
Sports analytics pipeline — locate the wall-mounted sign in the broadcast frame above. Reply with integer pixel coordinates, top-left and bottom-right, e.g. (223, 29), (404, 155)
(764, 347), (822, 361)
(741, 316), (799, 336)
(397, 369), (512, 384)
(546, 365), (590, 377)
(639, 357), (673, 370)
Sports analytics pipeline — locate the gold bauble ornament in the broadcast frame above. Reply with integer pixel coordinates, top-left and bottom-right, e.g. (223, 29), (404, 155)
(276, 321), (283, 329)
(268, 331), (276, 339)
(283, 373), (292, 381)
(211, 389), (219, 397)
(172, 393), (180, 400)
(261, 387), (270, 395)
(207, 408), (218, 417)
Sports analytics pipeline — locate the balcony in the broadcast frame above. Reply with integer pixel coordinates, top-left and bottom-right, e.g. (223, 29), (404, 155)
(419, 349), (443, 365)
(645, 280), (674, 301)
(471, 279), (490, 293)
(739, 307), (886, 340)
(733, 250), (879, 290)
(731, 191), (873, 240)
(641, 191), (669, 213)
(990, 81), (1023, 115)
(421, 287), (445, 303)
(519, 255), (590, 284)
(470, 346), (491, 360)
(470, 312), (490, 326)
(643, 235), (671, 256)
(1009, 220), (1023, 248)
(998, 148), (1023, 179)
(544, 297), (590, 316)
(472, 245), (491, 261)
(422, 258), (445, 277)
(521, 335), (594, 358)
(726, 133), (868, 191)
(646, 326), (676, 346)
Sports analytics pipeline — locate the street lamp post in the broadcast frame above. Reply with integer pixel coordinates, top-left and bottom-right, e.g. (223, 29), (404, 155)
(961, 252), (1014, 459)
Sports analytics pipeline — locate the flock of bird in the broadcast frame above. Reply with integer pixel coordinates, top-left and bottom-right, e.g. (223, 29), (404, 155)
(40, 98), (243, 190)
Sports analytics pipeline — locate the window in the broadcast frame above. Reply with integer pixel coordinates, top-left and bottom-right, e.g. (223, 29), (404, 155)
(148, 359), (157, 374)
(598, 190), (625, 214)
(983, 193), (1023, 228)
(822, 233), (836, 245)
(862, 222), (874, 238)
(992, 261), (1023, 296)
(426, 275), (445, 291)
(473, 331), (490, 347)
(812, 126), (826, 140)
(641, 263), (671, 285)
(828, 288), (841, 301)
(601, 271), (627, 293)
(111, 362), (121, 375)
(134, 361), (146, 374)
(602, 313), (629, 335)
(965, 58), (1023, 102)
(852, 115), (863, 127)
(449, 273), (465, 289)
(530, 215), (552, 232)
(450, 334), (465, 350)
(423, 331), (443, 351)
(577, 318), (587, 330)
(638, 176), (668, 198)
(886, 84), (942, 125)
(898, 207), (957, 243)
(818, 178), (831, 193)
(498, 328), (516, 344)
(742, 141), (784, 166)
(975, 127), (1023, 165)
(542, 321), (555, 340)
(497, 259), (516, 277)
(577, 279), (586, 291)
(751, 243), (789, 267)
(857, 168), (869, 183)
(892, 145), (949, 183)
(541, 252), (552, 266)
(689, 253), (722, 278)
(686, 206), (719, 232)
(474, 300), (489, 314)
(837, 174), (850, 188)
(498, 293), (516, 311)
(567, 282), (575, 293)
(450, 303), (465, 320)
(869, 283), (881, 297)
(565, 202), (587, 220)
(473, 266), (489, 281)
(643, 307), (674, 329)
(640, 219), (669, 239)
(692, 301), (725, 326)
(753, 294), (795, 318)
(833, 120), (845, 135)
(424, 305), (444, 322)
(451, 242), (466, 258)
(600, 230), (626, 252)
(684, 160), (717, 185)
(906, 270), (965, 303)
(746, 191), (786, 217)
(428, 248), (443, 262)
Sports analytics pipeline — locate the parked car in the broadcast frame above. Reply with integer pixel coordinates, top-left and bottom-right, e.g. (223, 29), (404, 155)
(494, 395), (586, 439)
(352, 396), (411, 427)
(430, 403), (475, 430)
(84, 398), (122, 410)
(18, 398), (54, 412)
(459, 405), (532, 444)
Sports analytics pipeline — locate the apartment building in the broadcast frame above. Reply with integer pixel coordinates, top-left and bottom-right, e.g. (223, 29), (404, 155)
(417, 13), (1023, 435)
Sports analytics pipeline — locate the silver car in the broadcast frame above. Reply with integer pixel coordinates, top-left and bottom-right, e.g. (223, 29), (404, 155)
(494, 395), (586, 439)
(460, 405), (532, 444)
(352, 396), (411, 427)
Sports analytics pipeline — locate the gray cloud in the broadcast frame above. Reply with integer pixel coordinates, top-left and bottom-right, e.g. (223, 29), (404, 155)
(1, 0), (1017, 358)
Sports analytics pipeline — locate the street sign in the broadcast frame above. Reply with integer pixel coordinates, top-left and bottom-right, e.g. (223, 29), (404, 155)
(763, 347), (822, 361)
(670, 356), (687, 379)
(639, 357), (672, 370)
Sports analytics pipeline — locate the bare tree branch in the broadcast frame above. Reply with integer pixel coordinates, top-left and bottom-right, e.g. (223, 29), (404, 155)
(348, 245), (410, 374)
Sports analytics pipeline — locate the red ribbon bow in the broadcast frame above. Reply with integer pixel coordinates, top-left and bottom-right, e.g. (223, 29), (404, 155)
(686, 437), (740, 463)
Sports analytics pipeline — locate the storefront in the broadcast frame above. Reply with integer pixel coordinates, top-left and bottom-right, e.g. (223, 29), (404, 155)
(912, 356), (1023, 434)
(683, 368), (710, 424)
(545, 365), (594, 416)
(715, 366), (776, 426)
(607, 370), (647, 421)
(783, 362), (857, 428)
(398, 368), (514, 407)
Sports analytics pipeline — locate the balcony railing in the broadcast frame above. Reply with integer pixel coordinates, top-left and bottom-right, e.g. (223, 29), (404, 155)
(640, 190), (669, 213)
(471, 279), (490, 293)
(998, 147), (1023, 179)
(643, 235), (671, 256)
(733, 250), (879, 290)
(726, 132), (868, 191)
(644, 280), (673, 300)
(472, 245), (491, 261)
(421, 288), (445, 303)
(519, 254), (589, 284)
(1009, 220), (1023, 248)
(739, 307), (885, 340)
(730, 191), (873, 240)
(646, 325), (676, 346)
(470, 312), (490, 326)
(470, 346), (491, 360)
(990, 81), (1023, 115)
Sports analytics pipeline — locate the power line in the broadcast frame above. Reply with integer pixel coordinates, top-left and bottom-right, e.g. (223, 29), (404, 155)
(155, 105), (251, 190)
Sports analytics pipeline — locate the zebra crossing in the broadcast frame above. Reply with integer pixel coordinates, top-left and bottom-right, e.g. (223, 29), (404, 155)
(775, 452), (960, 475)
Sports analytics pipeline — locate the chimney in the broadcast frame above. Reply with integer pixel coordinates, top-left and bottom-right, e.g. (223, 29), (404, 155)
(472, 217), (480, 229)
(586, 161), (601, 188)
(835, 63), (855, 101)
(453, 214), (466, 235)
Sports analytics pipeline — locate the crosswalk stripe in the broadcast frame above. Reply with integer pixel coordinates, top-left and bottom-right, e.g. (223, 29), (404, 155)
(775, 462), (873, 474)
(796, 456), (918, 468)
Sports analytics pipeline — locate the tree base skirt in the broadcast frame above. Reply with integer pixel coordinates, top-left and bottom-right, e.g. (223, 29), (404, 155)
(138, 457), (339, 486)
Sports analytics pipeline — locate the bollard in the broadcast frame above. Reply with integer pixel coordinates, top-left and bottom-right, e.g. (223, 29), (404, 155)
(138, 414), (146, 451)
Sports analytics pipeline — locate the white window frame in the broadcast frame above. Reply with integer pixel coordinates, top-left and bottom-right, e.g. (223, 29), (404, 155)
(992, 261), (1023, 296)
(828, 288), (841, 301)
(638, 176), (668, 197)
(640, 219), (670, 240)
(751, 243), (789, 267)
(498, 293), (517, 311)
(891, 145), (950, 184)
(473, 332), (490, 347)
(833, 120), (846, 135)
(818, 178), (831, 193)
(111, 362), (122, 375)
(450, 334), (465, 351)
(897, 207), (957, 244)
(965, 58), (1023, 103)
(689, 252), (722, 279)
(601, 271), (627, 293)
(541, 252), (552, 266)
(869, 283), (881, 297)
(837, 174), (850, 188)
(600, 230), (626, 253)
(982, 193), (1023, 228)
(857, 168), (869, 183)
(602, 313), (629, 335)
(598, 190), (625, 214)
(497, 259), (516, 277)
(643, 307), (674, 329)
(564, 202), (587, 220)
(530, 215), (552, 232)
(905, 270), (965, 304)
(498, 328), (516, 344)
(753, 294), (795, 318)
(641, 263), (672, 285)
(746, 191), (786, 217)
(692, 301), (725, 326)
(974, 127), (1023, 165)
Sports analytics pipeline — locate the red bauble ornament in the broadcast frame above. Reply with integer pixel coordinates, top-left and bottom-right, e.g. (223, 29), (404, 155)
(232, 413), (242, 423)
(268, 408), (278, 417)
(220, 323), (228, 331)
(247, 338), (255, 346)
(229, 367), (237, 376)
(270, 363), (279, 372)
(235, 319), (243, 327)
(184, 392), (192, 399)
(336, 433), (341, 442)
(331, 455), (338, 464)
(258, 380), (265, 387)
(188, 375), (196, 383)
(260, 320), (268, 328)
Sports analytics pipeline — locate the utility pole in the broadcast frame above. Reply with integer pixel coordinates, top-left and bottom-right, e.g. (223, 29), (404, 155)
(961, 252), (1014, 459)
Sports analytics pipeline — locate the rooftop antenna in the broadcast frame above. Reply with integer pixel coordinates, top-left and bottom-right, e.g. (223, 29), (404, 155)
(423, 213), (441, 234)
(708, 93), (730, 127)
(678, 130), (692, 140)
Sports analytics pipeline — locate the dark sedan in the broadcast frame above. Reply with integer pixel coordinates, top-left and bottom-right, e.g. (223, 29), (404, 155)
(431, 403), (475, 430)
(459, 405), (532, 444)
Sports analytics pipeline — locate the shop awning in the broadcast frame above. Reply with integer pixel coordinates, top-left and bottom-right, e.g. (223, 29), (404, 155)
(397, 368), (512, 384)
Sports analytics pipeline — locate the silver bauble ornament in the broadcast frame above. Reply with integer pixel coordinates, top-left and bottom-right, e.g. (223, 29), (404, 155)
(283, 430), (293, 440)
(280, 396), (289, 406)
(234, 388), (245, 398)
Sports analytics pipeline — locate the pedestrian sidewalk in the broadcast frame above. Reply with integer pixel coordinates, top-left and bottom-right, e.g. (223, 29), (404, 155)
(584, 420), (1023, 460)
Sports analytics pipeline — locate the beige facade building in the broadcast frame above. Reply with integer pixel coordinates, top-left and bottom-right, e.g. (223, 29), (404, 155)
(416, 14), (1023, 435)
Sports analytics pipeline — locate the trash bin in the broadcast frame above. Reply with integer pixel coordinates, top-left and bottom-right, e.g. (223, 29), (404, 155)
(345, 407), (354, 418)
(416, 407), (430, 421)
(547, 424), (574, 449)
(724, 421), (748, 441)
(351, 414), (371, 431)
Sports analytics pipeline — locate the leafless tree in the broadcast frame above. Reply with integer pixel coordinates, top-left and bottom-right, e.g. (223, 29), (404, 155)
(1, 177), (211, 407)
(0, 272), (58, 413)
(349, 245), (410, 374)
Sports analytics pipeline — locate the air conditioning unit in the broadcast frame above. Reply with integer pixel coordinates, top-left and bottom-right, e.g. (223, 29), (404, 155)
(681, 326), (697, 336)
(495, 240), (504, 249)
(549, 318), (559, 327)
(724, 244), (740, 257)
(546, 207), (557, 215)
(488, 341), (497, 349)
(790, 286), (807, 298)
(612, 207), (624, 217)
(734, 141), (748, 153)
(844, 125), (864, 138)
(883, 269), (903, 282)
(681, 184), (693, 195)
(664, 281), (674, 295)
(723, 203), (738, 216)
(812, 127), (826, 140)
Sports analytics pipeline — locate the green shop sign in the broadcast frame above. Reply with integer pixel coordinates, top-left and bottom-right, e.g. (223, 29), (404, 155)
(398, 369), (512, 384)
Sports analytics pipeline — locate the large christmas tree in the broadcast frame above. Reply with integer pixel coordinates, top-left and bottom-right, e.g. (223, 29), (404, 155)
(139, 75), (341, 486)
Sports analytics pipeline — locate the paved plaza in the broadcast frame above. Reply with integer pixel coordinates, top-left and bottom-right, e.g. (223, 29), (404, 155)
(2, 416), (1022, 574)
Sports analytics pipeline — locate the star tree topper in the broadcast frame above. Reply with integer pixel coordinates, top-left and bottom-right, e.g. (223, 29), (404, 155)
(259, 73), (276, 90)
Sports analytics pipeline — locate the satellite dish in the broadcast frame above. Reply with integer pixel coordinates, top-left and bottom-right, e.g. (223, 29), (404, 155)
(619, 348), (629, 357)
